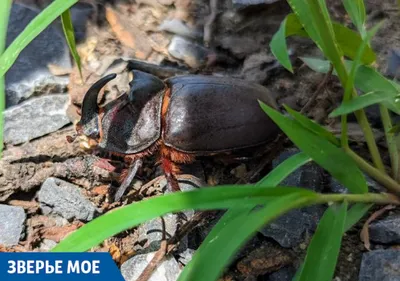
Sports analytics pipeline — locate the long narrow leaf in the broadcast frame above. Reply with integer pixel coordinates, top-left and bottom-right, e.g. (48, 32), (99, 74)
(61, 9), (82, 79)
(52, 186), (315, 252)
(0, 0), (79, 77)
(297, 202), (348, 281)
(270, 15), (293, 72)
(344, 203), (373, 232)
(284, 105), (340, 146)
(330, 91), (398, 117)
(178, 193), (316, 281)
(260, 102), (367, 194)
(342, 0), (366, 37)
(0, 0), (12, 156)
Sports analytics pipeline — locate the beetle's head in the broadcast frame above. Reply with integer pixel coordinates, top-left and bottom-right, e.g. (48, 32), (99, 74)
(68, 70), (165, 154)
(68, 73), (117, 147)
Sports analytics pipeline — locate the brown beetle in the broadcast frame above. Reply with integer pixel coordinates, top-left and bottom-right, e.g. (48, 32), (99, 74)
(72, 70), (280, 200)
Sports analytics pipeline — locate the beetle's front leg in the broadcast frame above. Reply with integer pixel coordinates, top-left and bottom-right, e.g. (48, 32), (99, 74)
(114, 159), (143, 201)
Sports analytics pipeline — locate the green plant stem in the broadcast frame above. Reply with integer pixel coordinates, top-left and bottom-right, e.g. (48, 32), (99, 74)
(379, 105), (398, 180)
(351, 106), (385, 172)
(0, 0), (12, 156)
(346, 148), (400, 193)
(316, 192), (400, 205)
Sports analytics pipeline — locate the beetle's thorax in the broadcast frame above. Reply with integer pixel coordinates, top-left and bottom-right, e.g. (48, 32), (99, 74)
(96, 71), (166, 155)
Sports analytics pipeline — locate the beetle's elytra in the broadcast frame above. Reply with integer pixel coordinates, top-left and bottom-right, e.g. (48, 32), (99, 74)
(74, 70), (280, 200)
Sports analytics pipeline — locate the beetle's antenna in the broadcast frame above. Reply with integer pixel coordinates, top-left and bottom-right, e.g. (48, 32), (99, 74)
(114, 159), (143, 201)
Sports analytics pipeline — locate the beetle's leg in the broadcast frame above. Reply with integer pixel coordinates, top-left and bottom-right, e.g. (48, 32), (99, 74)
(114, 159), (143, 201)
(161, 157), (181, 192)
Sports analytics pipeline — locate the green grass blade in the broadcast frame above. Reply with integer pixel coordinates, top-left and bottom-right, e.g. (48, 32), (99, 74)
(178, 193), (316, 281)
(298, 202), (348, 281)
(344, 203), (373, 232)
(270, 15), (293, 72)
(0, 0), (12, 156)
(284, 105), (340, 146)
(52, 186), (316, 252)
(260, 102), (367, 194)
(61, 9), (82, 79)
(332, 22), (375, 65)
(342, 0), (366, 37)
(295, 202), (370, 280)
(0, 0), (79, 77)
(330, 91), (398, 117)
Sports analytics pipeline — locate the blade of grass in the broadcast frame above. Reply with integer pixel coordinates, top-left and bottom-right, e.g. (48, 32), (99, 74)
(178, 193), (316, 281)
(284, 105), (340, 146)
(52, 186), (316, 252)
(61, 9), (82, 80)
(342, 0), (366, 37)
(330, 91), (398, 117)
(344, 203), (373, 232)
(332, 22), (374, 64)
(0, 0), (12, 156)
(0, 0), (79, 77)
(380, 104), (399, 180)
(260, 101), (367, 194)
(270, 15), (294, 72)
(297, 202), (348, 281)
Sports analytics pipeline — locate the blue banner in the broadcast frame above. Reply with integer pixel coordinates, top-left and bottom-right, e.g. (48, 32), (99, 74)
(0, 253), (124, 281)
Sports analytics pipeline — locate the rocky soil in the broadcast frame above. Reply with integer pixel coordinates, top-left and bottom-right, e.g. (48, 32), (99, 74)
(1, 0), (400, 280)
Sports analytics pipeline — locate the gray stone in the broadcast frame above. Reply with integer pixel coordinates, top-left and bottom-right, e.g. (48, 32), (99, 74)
(135, 213), (181, 253)
(0, 205), (26, 246)
(259, 149), (325, 247)
(241, 52), (281, 83)
(168, 36), (209, 68)
(259, 207), (323, 248)
(369, 215), (400, 244)
(220, 36), (260, 58)
(6, 4), (71, 106)
(272, 148), (324, 192)
(39, 239), (58, 251)
(4, 94), (71, 145)
(176, 248), (195, 266)
(329, 173), (386, 194)
(38, 177), (100, 221)
(70, 3), (94, 42)
(121, 252), (181, 281)
(359, 249), (400, 281)
(387, 49), (400, 78)
(264, 266), (296, 281)
(329, 177), (350, 194)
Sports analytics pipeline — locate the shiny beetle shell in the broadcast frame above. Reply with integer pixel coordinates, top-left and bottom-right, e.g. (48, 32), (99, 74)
(163, 75), (279, 154)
